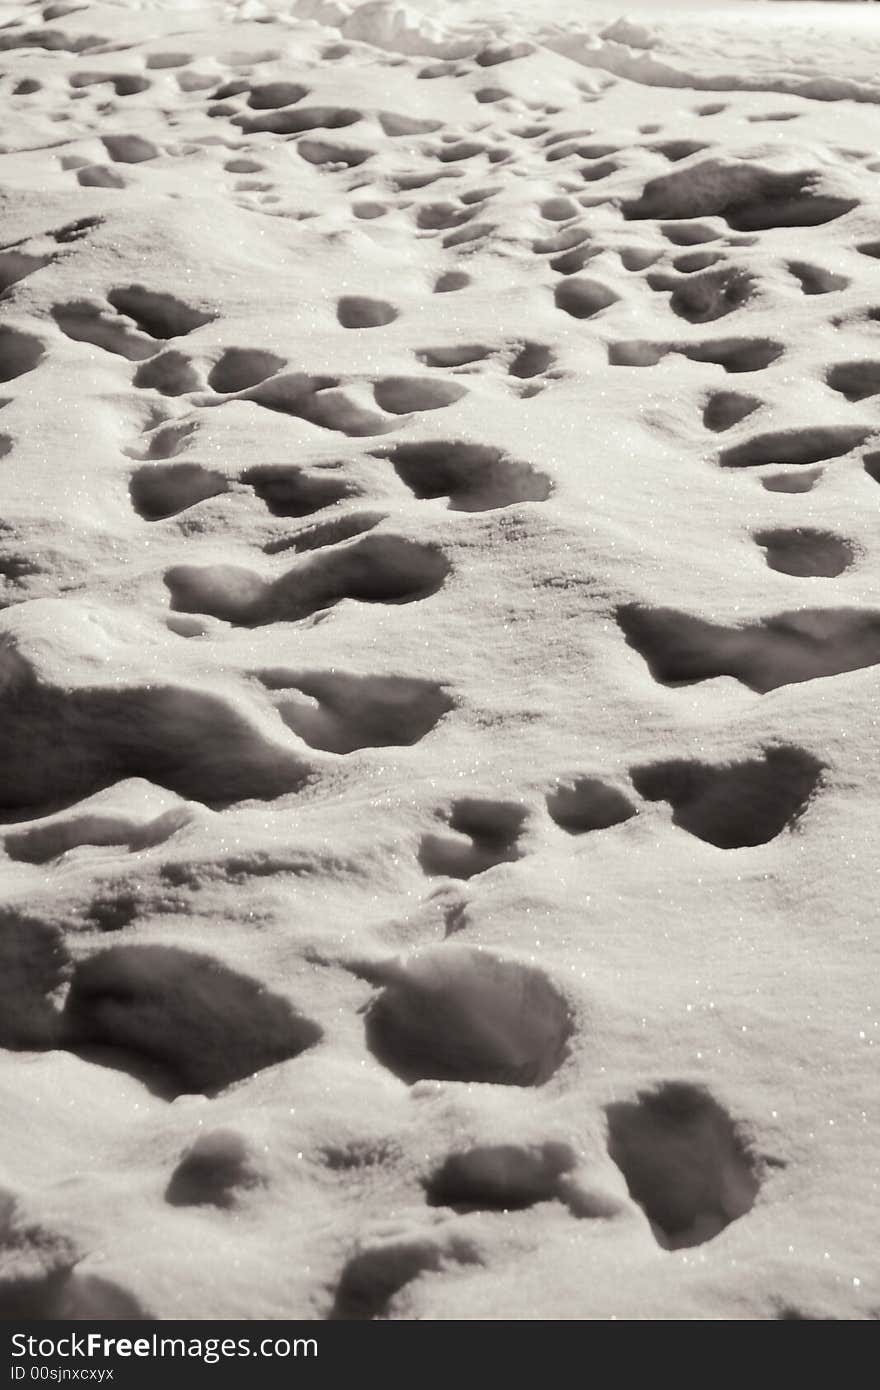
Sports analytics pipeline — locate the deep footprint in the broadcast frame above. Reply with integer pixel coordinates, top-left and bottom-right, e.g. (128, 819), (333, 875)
(378, 441), (552, 511)
(165, 534), (450, 626)
(618, 602), (880, 690)
(630, 746), (823, 848)
(419, 797), (527, 878)
(257, 669), (453, 752)
(606, 1082), (763, 1247)
(365, 944), (573, 1085)
(63, 944), (322, 1097)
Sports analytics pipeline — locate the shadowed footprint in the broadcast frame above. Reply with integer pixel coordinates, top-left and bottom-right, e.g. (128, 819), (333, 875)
(702, 390), (761, 432)
(53, 300), (156, 360)
(720, 425), (870, 467)
(554, 276), (618, 319)
(246, 80), (309, 109)
(546, 778), (636, 834)
(618, 602), (880, 690)
(372, 377), (466, 414)
(825, 362), (880, 403)
(630, 746), (823, 848)
(424, 1142), (577, 1212)
(166, 534), (450, 626)
(419, 798), (527, 879)
(364, 944), (573, 1086)
(63, 945), (322, 1097)
(107, 286), (214, 338)
(624, 161), (857, 231)
(337, 296), (397, 328)
(788, 262), (847, 295)
(0, 326), (45, 381)
(208, 347), (286, 393)
(329, 1223), (480, 1320)
(241, 464), (360, 516)
(166, 1130), (262, 1208)
(0, 599), (312, 813)
(129, 462), (229, 520)
(761, 466), (822, 493)
(609, 338), (783, 373)
(0, 249), (54, 294)
(102, 134), (159, 163)
(753, 528), (853, 577)
(606, 1083), (763, 1247)
(380, 441), (551, 510)
(133, 349), (201, 394)
(650, 265), (758, 323)
(257, 669), (453, 752)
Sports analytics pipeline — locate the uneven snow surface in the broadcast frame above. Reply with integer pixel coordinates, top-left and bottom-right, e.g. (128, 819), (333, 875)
(0, 0), (878, 1321)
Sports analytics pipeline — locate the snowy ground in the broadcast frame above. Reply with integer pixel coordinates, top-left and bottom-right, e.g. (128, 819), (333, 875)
(0, 0), (878, 1321)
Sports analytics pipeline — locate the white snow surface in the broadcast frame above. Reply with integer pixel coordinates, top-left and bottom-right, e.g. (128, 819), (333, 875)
(0, 0), (877, 1321)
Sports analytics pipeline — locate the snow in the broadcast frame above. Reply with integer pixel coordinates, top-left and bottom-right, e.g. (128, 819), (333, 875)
(0, 0), (877, 1322)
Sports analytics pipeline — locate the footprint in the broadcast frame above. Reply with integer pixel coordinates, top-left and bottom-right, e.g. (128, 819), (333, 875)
(337, 296), (397, 329)
(673, 250), (724, 273)
(702, 390), (761, 432)
(245, 80), (309, 109)
(787, 262), (848, 295)
(415, 344), (493, 369)
(264, 510), (384, 555)
(661, 222), (721, 246)
(53, 300), (155, 360)
(207, 347), (285, 394)
(0, 914), (66, 1049)
(76, 165), (126, 189)
(133, 349), (202, 394)
(165, 534), (450, 627)
(546, 778), (636, 835)
(825, 362), (880, 403)
(70, 71), (150, 97)
(257, 669), (453, 752)
(753, 527), (854, 577)
(123, 416), (198, 461)
(434, 271), (470, 293)
(650, 265), (758, 323)
(0, 599), (311, 813)
(554, 276), (619, 319)
(648, 140), (710, 162)
(241, 464), (359, 516)
(761, 466), (823, 494)
(107, 286), (214, 339)
(380, 441), (552, 511)
(165, 1129), (262, 1208)
(618, 603), (880, 691)
(372, 377), (466, 414)
(329, 1220), (480, 1320)
(606, 1083), (763, 1247)
(625, 161), (857, 231)
(719, 425), (870, 468)
(0, 326), (44, 382)
(0, 249), (54, 295)
(364, 944), (573, 1086)
(378, 112), (442, 137)
(101, 134), (159, 163)
(419, 797), (528, 880)
(129, 462), (229, 520)
(297, 137), (371, 169)
(4, 786), (191, 863)
(235, 105), (362, 136)
(609, 338), (783, 373)
(425, 1142), (577, 1212)
(630, 746), (823, 848)
(63, 945), (321, 1097)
